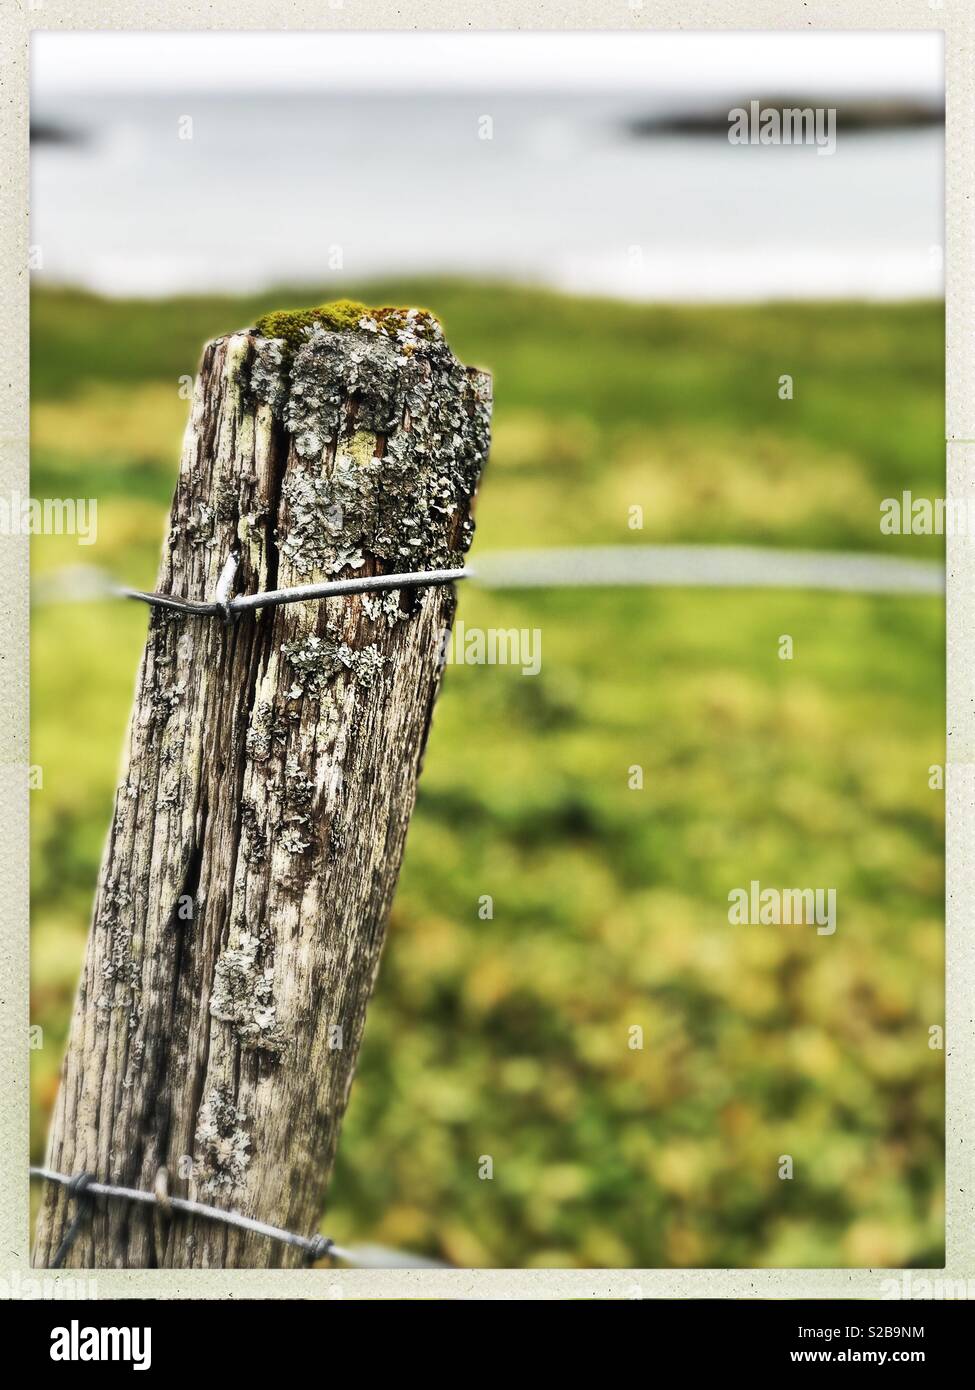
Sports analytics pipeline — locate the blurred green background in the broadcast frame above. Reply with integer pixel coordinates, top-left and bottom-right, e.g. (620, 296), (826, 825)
(31, 281), (944, 1268)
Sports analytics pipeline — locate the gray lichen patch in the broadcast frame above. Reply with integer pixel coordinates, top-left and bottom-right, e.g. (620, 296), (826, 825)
(350, 644), (387, 687)
(240, 799), (267, 865)
(274, 757), (315, 856)
(362, 589), (404, 628)
(285, 325), (421, 455)
(278, 826), (310, 855)
(249, 306), (489, 578)
(285, 324), (487, 571)
(185, 502), (216, 549)
(280, 466), (362, 578)
(195, 1085), (252, 1194)
(210, 931), (286, 1054)
(95, 877), (141, 1028)
(282, 633), (346, 695)
(246, 698), (288, 763)
(282, 632), (388, 697)
(151, 679), (186, 720)
(284, 756), (315, 811)
(249, 336), (288, 413)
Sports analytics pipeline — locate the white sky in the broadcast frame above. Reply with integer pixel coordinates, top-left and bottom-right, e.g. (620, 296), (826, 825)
(32, 30), (944, 98)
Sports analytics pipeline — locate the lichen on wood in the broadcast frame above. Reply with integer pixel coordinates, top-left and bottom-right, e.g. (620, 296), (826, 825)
(33, 303), (490, 1268)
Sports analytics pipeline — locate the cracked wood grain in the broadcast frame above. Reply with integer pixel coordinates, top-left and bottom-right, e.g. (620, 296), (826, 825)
(33, 315), (490, 1267)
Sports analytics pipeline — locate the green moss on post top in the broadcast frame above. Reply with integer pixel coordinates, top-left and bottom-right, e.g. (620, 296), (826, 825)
(254, 298), (441, 349)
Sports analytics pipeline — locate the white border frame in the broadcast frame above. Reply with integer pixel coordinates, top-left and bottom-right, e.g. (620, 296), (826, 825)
(3, 1), (969, 1300)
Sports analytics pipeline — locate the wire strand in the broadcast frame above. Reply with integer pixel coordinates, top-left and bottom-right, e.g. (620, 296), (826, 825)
(31, 1166), (351, 1265)
(121, 566), (470, 618)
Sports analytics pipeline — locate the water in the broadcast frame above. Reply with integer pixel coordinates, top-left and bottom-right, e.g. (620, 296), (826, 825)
(31, 92), (944, 302)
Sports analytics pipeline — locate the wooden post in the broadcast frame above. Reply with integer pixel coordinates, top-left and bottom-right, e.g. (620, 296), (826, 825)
(33, 304), (491, 1268)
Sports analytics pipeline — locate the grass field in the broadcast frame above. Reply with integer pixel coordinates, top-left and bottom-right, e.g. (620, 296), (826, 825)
(30, 282), (944, 1267)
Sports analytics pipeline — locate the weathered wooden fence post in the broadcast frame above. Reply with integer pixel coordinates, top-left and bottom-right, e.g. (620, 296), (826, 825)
(33, 302), (490, 1267)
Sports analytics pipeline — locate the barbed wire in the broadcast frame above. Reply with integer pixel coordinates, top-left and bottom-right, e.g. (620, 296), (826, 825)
(32, 1165), (351, 1268)
(123, 555), (470, 619)
(31, 544), (944, 617)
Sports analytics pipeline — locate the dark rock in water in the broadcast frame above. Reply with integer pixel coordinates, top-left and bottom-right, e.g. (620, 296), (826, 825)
(626, 98), (944, 138)
(30, 120), (86, 146)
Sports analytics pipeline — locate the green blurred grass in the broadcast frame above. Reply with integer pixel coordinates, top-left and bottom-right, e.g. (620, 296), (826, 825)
(31, 282), (944, 1268)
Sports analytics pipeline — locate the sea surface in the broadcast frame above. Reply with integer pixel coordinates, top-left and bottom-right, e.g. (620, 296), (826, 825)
(30, 92), (944, 301)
